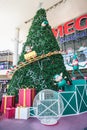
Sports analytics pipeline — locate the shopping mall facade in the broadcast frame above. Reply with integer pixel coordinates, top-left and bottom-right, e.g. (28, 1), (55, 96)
(0, 50), (13, 92)
(52, 13), (87, 77)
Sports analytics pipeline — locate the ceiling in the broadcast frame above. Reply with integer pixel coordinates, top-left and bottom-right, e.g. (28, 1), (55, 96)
(0, 0), (61, 51)
(0, 0), (87, 52)
(0, 0), (60, 31)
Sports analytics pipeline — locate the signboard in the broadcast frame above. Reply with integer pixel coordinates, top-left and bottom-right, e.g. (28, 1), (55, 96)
(52, 14), (87, 41)
(52, 14), (87, 70)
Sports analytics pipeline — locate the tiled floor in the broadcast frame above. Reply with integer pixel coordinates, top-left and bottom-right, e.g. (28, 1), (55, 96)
(0, 112), (87, 130)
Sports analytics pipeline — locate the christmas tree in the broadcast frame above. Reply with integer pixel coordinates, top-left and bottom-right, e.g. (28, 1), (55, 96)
(7, 8), (71, 98)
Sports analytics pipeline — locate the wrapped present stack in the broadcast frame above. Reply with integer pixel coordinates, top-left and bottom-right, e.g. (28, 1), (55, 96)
(0, 88), (36, 119)
(15, 88), (36, 119)
(1, 95), (15, 114)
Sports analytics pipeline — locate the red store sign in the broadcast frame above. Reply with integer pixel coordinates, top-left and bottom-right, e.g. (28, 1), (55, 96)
(52, 14), (87, 38)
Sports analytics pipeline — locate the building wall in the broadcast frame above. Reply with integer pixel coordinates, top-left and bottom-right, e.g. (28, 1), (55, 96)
(47, 0), (87, 28)
(0, 50), (13, 75)
(19, 0), (87, 49)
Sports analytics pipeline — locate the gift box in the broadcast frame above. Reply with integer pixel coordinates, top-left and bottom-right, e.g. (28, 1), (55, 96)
(31, 88), (36, 106)
(24, 51), (37, 61)
(5, 107), (15, 118)
(15, 107), (30, 119)
(84, 76), (87, 80)
(72, 77), (76, 80)
(1, 95), (15, 113)
(19, 88), (36, 107)
(19, 89), (31, 107)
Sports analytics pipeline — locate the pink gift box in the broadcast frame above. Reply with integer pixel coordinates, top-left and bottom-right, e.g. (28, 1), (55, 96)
(19, 88), (32, 107)
(18, 88), (36, 107)
(84, 76), (87, 80)
(72, 77), (76, 80)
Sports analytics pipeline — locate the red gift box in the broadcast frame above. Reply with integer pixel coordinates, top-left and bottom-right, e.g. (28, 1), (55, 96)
(5, 107), (15, 118)
(19, 88), (36, 107)
(31, 88), (36, 106)
(1, 95), (15, 113)
(19, 88), (32, 107)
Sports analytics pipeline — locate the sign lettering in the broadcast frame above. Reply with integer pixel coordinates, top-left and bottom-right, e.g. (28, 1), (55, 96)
(52, 14), (87, 38)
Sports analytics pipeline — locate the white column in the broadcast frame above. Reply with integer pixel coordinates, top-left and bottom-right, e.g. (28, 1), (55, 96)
(13, 28), (20, 66)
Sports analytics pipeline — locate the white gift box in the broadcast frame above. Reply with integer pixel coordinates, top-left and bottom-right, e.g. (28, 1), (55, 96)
(15, 107), (30, 119)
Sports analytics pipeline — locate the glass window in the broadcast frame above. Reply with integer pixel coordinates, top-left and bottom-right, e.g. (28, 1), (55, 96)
(57, 37), (87, 70)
